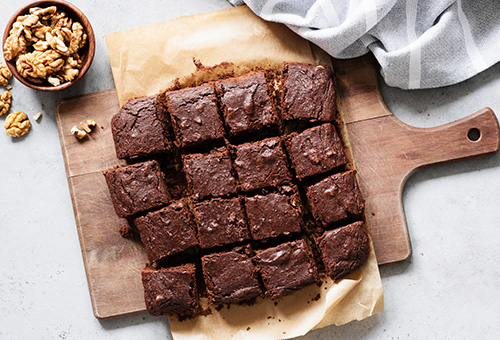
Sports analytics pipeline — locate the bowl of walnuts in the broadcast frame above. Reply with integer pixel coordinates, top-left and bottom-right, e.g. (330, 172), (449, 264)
(2, 0), (95, 91)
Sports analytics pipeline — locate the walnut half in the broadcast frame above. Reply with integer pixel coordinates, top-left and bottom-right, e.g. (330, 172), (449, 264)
(0, 91), (12, 116)
(0, 61), (12, 88)
(4, 111), (31, 137)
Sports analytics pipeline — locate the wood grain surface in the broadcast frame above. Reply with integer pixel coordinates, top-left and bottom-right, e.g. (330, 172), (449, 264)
(55, 55), (499, 319)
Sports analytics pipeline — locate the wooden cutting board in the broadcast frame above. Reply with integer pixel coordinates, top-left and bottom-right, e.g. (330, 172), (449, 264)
(55, 54), (499, 319)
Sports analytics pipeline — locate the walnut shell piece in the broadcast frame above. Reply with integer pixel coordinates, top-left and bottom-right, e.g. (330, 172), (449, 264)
(4, 111), (31, 137)
(0, 91), (12, 116)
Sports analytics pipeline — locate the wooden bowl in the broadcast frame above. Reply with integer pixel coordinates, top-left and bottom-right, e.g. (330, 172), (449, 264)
(2, 0), (95, 91)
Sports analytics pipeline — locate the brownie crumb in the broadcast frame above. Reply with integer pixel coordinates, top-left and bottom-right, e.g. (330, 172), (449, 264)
(312, 293), (321, 301)
(246, 327), (251, 331)
(119, 225), (134, 239)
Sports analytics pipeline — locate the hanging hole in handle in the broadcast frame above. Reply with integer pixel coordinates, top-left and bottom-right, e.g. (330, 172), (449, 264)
(467, 128), (481, 142)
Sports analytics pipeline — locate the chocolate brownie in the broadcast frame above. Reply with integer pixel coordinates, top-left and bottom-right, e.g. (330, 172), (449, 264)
(183, 147), (237, 201)
(306, 170), (364, 225)
(165, 83), (225, 147)
(285, 123), (347, 179)
(215, 72), (278, 136)
(134, 200), (199, 262)
(202, 249), (261, 304)
(142, 263), (200, 316)
(244, 186), (303, 241)
(317, 221), (370, 281)
(233, 137), (292, 192)
(103, 160), (170, 217)
(193, 198), (250, 249)
(280, 63), (336, 122)
(111, 95), (172, 159)
(255, 239), (318, 299)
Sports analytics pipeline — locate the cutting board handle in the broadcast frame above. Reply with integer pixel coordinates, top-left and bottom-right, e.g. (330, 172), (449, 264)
(399, 107), (500, 176)
(348, 107), (499, 265)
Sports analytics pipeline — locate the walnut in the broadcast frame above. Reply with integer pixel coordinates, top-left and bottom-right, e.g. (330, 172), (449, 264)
(4, 111), (31, 137)
(34, 112), (42, 121)
(30, 6), (57, 20)
(16, 50), (64, 80)
(3, 22), (27, 61)
(57, 54), (81, 82)
(45, 31), (69, 54)
(0, 91), (12, 116)
(33, 40), (50, 51)
(70, 125), (87, 139)
(0, 62), (13, 87)
(70, 22), (87, 53)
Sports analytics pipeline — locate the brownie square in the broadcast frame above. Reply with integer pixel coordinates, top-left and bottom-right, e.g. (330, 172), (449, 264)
(215, 72), (278, 136)
(306, 170), (364, 225)
(111, 95), (172, 159)
(165, 83), (225, 147)
(317, 221), (370, 281)
(280, 63), (336, 122)
(103, 160), (170, 218)
(254, 239), (318, 300)
(134, 200), (198, 262)
(193, 198), (250, 249)
(233, 137), (292, 192)
(285, 123), (347, 179)
(202, 249), (261, 304)
(142, 263), (200, 316)
(183, 147), (237, 201)
(244, 186), (303, 241)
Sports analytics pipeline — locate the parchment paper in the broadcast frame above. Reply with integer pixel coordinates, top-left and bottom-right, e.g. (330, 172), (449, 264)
(105, 6), (383, 339)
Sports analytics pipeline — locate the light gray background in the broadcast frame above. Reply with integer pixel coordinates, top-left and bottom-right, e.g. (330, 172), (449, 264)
(1, 1), (499, 339)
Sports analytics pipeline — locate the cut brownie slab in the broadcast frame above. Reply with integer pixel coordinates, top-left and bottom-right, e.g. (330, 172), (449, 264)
(103, 160), (170, 218)
(183, 147), (237, 201)
(165, 83), (225, 148)
(244, 186), (303, 241)
(280, 63), (336, 122)
(134, 200), (198, 262)
(193, 197), (250, 249)
(202, 248), (261, 304)
(215, 71), (278, 137)
(285, 123), (347, 179)
(254, 239), (319, 300)
(233, 137), (292, 192)
(317, 221), (370, 281)
(306, 170), (364, 226)
(111, 95), (172, 159)
(142, 263), (200, 316)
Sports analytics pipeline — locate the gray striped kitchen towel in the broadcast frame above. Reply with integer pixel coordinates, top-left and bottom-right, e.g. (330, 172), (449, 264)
(229, 0), (500, 89)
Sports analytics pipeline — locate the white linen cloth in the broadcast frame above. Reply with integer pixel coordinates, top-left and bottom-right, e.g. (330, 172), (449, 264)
(228, 0), (500, 89)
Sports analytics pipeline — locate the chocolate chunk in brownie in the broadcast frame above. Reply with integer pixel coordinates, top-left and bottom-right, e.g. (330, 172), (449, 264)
(183, 147), (237, 201)
(215, 72), (278, 136)
(244, 186), (303, 241)
(285, 123), (347, 179)
(233, 137), (292, 192)
(202, 249), (261, 304)
(165, 83), (225, 148)
(193, 198), (250, 249)
(306, 170), (364, 225)
(255, 239), (319, 299)
(134, 200), (198, 262)
(280, 63), (336, 122)
(142, 263), (200, 316)
(103, 160), (170, 218)
(317, 221), (370, 281)
(111, 95), (172, 159)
